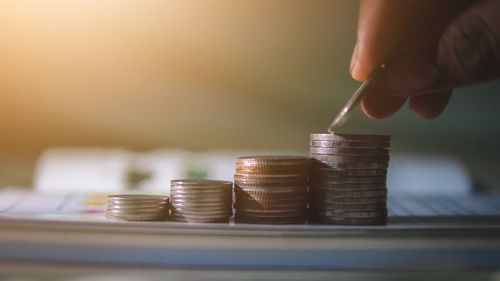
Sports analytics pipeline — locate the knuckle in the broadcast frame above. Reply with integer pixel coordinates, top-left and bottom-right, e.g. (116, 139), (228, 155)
(437, 11), (500, 85)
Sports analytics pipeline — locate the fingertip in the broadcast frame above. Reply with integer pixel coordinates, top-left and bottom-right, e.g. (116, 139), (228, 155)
(359, 71), (407, 119)
(361, 100), (393, 119)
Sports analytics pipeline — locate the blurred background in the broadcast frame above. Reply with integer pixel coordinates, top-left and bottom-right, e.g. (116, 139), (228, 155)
(0, 0), (499, 188)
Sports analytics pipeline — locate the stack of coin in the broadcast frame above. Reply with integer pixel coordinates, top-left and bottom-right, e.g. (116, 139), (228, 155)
(234, 156), (309, 224)
(309, 133), (390, 225)
(106, 194), (169, 221)
(170, 180), (233, 223)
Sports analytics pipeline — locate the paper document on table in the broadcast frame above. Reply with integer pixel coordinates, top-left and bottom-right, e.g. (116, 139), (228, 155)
(0, 188), (107, 220)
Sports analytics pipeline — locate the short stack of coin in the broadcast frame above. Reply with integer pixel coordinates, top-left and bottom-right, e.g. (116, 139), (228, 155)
(234, 156), (309, 224)
(170, 180), (233, 223)
(309, 133), (390, 225)
(106, 195), (169, 221)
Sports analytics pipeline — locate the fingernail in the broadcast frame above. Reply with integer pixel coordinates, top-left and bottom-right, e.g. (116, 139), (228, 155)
(386, 53), (443, 96)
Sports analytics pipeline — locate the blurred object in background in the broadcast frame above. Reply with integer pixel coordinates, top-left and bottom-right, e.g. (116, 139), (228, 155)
(33, 148), (473, 195)
(34, 148), (130, 193)
(388, 154), (472, 196)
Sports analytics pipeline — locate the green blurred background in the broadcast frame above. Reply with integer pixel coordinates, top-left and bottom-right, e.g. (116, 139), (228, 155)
(0, 0), (499, 188)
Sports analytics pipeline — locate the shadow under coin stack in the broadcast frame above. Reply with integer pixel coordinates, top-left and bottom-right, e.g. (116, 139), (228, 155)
(234, 156), (309, 224)
(309, 133), (391, 225)
(106, 195), (169, 221)
(169, 180), (233, 223)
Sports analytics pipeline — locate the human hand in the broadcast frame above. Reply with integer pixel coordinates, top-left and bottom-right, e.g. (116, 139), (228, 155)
(351, 0), (500, 119)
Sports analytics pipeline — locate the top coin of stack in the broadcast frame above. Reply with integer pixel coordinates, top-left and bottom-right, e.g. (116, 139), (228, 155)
(309, 133), (391, 225)
(170, 180), (233, 223)
(106, 194), (169, 221)
(234, 156), (309, 224)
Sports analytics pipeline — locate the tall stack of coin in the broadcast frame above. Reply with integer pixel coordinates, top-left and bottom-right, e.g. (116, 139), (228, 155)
(309, 133), (390, 225)
(170, 180), (233, 223)
(106, 195), (169, 221)
(234, 156), (309, 224)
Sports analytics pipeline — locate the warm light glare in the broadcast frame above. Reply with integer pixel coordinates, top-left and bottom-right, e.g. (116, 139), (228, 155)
(0, 1), (352, 150)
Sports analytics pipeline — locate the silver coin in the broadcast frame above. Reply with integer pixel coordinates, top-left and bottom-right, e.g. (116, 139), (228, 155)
(170, 184), (232, 189)
(235, 201), (306, 209)
(171, 202), (229, 207)
(169, 216), (229, 223)
(309, 181), (387, 189)
(172, 209), (233, 217)
(235, 195), (307, 203)
(235, 168), (309, 176)
(310, 195), (387, 205)
(234, 174), (308, 183)
(105, 213), (167, 221)
(170, 190), (232, 196)
(235, 163), (309, 169)
(235, 182), (307, 189)
(170, 212), (230, 220)
(311, 160), (389, 169)
(236, 201), (306, 209)
(108, 194), (168, 200)
(235, 214), (305, 224)
(170, 188), (230, 194)
(170, 196), (231, 202)
(310, 175), (386, 184)
(170, 189), (231, 195)
(170, 194), (231, 201)
(233, 180), (308, 185)
(106, 208), (167, 215)
(107, 199), (169, 204)
(310, 140), (391, 148)
(310, 189), (387, 198)
(171, 202), (230, 209)
(235, 185), (306, 193)
(235, 191), (307, 199)
(170, 201), (231, 208)
(344, 169), (388, 176)
(312, 209), (387, 219)
(106, 206), (168, 212)
(311, 203), (386, 212)
(310, 133), (391, 142)
(237, 207), (306, 213)
(310, 216), (387, 225)
(237, 156), (309, 164)
(308, 168), (345, 176)
(171, 202), (230, 210)
(170, 187), (232, 194)
(106, 202), (168, 208)
(310, 154), (390, 163)
(309, 147), (389, 156)
(235, 196), (307, 206)
(172, 209), (232, 217)
(171, 208), (230, 215)
(171, 210), (229, 219)
(236, 210), (306, 218)
(170, 197), (232, 205)
(171, 179), (232, 186)
(311, 168), (388, 177)
(108, 195), (168, 203)
(234, 200), (306, 209)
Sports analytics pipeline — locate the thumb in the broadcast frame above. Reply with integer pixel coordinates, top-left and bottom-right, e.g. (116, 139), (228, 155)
(386, 0), (500, 97)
